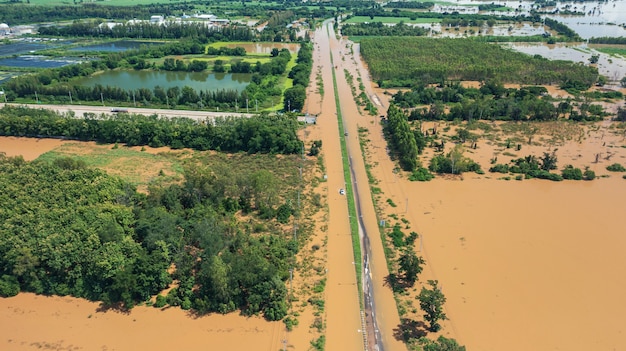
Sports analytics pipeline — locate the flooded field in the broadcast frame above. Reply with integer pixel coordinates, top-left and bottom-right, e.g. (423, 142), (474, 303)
(213, 42), (300, 55)
(0, 42), (50, 57)
(411, 176), (626, 351)
(0, 55), (83, 68)
(505, 42), (626, 84)
(69, 40), (164, 53)
(0, 136), (69, 160)
(0, 293), (282, 351)
(74, 70), (252, 92)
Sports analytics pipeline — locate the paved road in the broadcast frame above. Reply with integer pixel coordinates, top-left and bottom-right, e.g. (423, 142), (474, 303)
(0, 103), (254, 121)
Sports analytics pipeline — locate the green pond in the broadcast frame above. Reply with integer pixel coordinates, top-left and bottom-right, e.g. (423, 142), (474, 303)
(76, 70), (251, 91)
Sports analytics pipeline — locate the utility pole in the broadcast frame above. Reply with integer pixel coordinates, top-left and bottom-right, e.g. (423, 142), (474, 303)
(246, 98), (249, 113)
(69, 91), (72, 104)
(35, 91), (39, 104)
(255, 99), (258, 112)
(132, 91), (136, 106)
(100, 93), (104, 106)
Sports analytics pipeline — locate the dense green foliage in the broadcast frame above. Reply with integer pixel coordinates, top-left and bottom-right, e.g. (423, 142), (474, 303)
(0, 155), (168, 306)
(39, 21), (254, 41)
(395, 82), (605, 122)
(360, 37), (598, 88)
(0, 149), (303, 319)
(409, 167), (434, 181)
(0, 3), (195, 24)
(383, 104), (422, 171)
(341, 22), (428, 37)
(428, 145), (482, 175)
(561, 165), (583, 180)
(489, 153), (567, 181)
(588, 37), (626, 45)
(0, 105), (302, 154)
(283, 43), (313, 112)
(397, 249), (425, 287)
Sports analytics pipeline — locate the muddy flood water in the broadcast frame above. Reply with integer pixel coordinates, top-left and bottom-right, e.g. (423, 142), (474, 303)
(0, 136), (69, 160)
(411, 176), (626, 351)
(0, 293), (282, 351)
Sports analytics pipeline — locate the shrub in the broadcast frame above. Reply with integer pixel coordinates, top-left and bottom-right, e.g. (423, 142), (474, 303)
(409, 167), (434, 181)
(583, 169), (595, 180)
(561, 165), (583, 180)
(154, 294), (167, 308)
(284, 316), (299, 331)
(489, 164), (510, 173)
(389, 225), (405, 248)
(606, 163), (626, 172)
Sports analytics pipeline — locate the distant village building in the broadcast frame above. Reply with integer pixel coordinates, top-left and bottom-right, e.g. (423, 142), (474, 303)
(150, 15), (164, 24)
(0, 23), (10, 36)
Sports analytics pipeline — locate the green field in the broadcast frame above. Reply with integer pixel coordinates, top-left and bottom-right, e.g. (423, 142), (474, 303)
(344, 16), (441, 24)
(37, 143), (184, 188)
(594, 47), (626, 58)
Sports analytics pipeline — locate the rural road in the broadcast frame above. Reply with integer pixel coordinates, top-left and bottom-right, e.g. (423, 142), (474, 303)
(313, 19), (407, 351)
(0, 103), (254, 120)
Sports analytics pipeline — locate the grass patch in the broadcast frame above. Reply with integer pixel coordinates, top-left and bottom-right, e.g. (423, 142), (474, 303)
(37, 143), (183, 188)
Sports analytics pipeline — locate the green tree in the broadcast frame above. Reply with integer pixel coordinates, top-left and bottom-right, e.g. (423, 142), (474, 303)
(540, 150), (558, 171)
(397, 249), (425, 287)
(283, 85), (306, 111)
(418, 280), (447, 332)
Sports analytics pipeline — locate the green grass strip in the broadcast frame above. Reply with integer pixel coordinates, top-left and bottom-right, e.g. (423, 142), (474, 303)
(327, 25), (364, 308)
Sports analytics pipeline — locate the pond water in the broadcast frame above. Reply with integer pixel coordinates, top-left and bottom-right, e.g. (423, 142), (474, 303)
(75, 70), (251, 92)
(0, 42), (50, 57)
(0, 55), (83, 68)
(429, 0), (626, 39)
(420, 22), (549, 38)
(69, 40), (164, 53)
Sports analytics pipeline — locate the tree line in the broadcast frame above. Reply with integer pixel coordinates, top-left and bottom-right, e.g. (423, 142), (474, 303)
(341, 22), (429, 37)
(588, 37), (626, 45)
(0, 105), (303, 154)
(283, 42), (312, 112)
(359, 37), (598, 88)
(39, 20), (255, 41)
(0, 3), (196, 24)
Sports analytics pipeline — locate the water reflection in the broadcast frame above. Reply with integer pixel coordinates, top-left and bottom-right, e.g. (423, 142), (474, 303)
(76, 70), (251, 91)
(0, 55), (82, 68)
(70, 40), (163, 53)
(505, 42), (626, 85)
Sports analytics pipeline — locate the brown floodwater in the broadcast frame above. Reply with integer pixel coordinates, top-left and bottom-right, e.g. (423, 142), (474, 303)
(0, 293), (283, 351)
(0, 136), (69, 160)
(411, 176), (626, 351)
